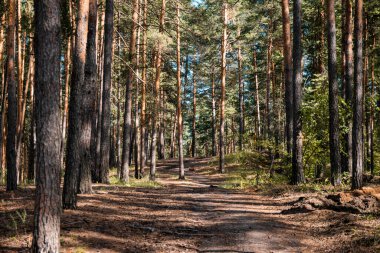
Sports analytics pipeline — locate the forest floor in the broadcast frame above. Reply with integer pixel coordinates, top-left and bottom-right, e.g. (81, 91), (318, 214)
(1, 157), (380, 253)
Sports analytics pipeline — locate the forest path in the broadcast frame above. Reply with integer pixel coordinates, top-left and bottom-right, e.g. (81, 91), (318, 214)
(1, 157), (323, 253)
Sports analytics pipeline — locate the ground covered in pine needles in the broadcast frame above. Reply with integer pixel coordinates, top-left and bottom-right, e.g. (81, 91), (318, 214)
(1, 157), (380, 252)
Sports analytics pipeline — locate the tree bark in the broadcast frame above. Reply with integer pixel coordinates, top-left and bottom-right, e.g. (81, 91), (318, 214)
(219, 2), (227, 174)
(327, 0), (342, 186)
(211, 66), (217, 156)
(6, 0), (17, 191)
(292, 0), (305, 185)
(192, 68), (197, 157)
(150, 0), (165, 181)
(99, 0), (114, 183)
(121, 0), (138, 182)
(281, 0), (293, 155)
(176, 1), (185, 179)
(140, 0), (147, 176)
(63, 0), (90, 209)
(253, 49), (261, 139)
(352, 0), (363, 190)
(79, 0), (98, 194)
(32, 0), (61, 250)
(237, 28), (244, 151)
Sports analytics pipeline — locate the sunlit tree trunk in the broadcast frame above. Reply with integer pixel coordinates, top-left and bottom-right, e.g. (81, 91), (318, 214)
(281, 0), (293, 155)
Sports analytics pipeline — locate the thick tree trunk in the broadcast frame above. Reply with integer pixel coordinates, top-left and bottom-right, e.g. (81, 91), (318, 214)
(281, 0), (293, 155)
(176, 2), (185, 179)
(219, 2), (227, 174)
(99, 0), (113, 183)
(63, 0), (89, 209)
(79, 0), (98, 194)
(121, 0), (138, 182)
(327, 0), (341, 186)
(292, 0), (305, 185)
(6, 0), (17, 191)
(32, 0), (61, 250)
(352, 0), (363, 190)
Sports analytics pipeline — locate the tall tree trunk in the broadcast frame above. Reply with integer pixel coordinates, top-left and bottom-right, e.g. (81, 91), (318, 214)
(79, 0), (98, 194)
(266, 17), (273, 140)
(159, 89), (165, 159)
(99, 0), (114, 183)
(292, 0), (305, 185)
(32, 0), (61, 250)
(281, 0), (293, 155)
(219, 2), (227, 174)
(27, 82), (35, 182)
(352, 0), (363, 190)
(211, 66), (217, 156)
(253, 49), (261, 138)
(192, 69), (196, 157)
(369, 36), (375, 175)
(237, 29), (244, 151)
(63, 0), (89, 209)
(6, 0), (17, 191)
(134, 3), (141, 179)
(343, 0), (353, 174)
(150, 0), (165, 181)
(327, 0), (342, 186)
(176, 1), (185, 179)
(140, 0), (147, 176)
(121, 0), (138, 182)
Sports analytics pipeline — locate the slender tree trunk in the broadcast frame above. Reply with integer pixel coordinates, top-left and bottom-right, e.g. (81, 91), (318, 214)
(237, 29), (244, 151)
(266, 18), (273, 140)
(369, 36), (375, 175)
(159, 89), (165, 159)
(121, 0), (138, 182)
(27, 82), (35, 182)
(32, 0), (61, 250)
(150, 0), (165, 181)
(211, 66), (217, 156)
(176, 1), (185, 179)
(140, 0), (147, 176)
(192, 69), (196, 157)
(327, 0), (342, 186)
(253, 49), (261, 138)
(134, 3), (141, 179)
(79, 0), (98, 193)
(282, 0), (293, 155)
(352, 0), (363, 190)
(6, 0), (17, 191)
(219, 2), (227, 174)
(343, 0), (353, 174)
(63, 0), (90, 209)
(99, 0), (114, 183)
(292, 0), (305, 185)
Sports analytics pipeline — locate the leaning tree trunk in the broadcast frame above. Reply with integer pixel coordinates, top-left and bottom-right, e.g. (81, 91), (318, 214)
(79, 0), (98, 194)
(63, 0), (89, 209)
(219, 2), (227, 174)
(281, 0), (293, 155)
(327, 0), (342, 186)
(6, 0), (17, 191)
(32, 0), (62, 250)
(99, 0), (114, 184)
(352, 0), (363, 190)
(292, 0), (305, 185)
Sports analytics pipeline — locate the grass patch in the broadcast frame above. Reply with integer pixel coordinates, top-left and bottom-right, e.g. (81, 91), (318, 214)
(108, 168), (163, 188)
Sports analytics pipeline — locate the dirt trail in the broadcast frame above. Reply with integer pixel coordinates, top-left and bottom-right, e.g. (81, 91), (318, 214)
(0, 158), (377, 252)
